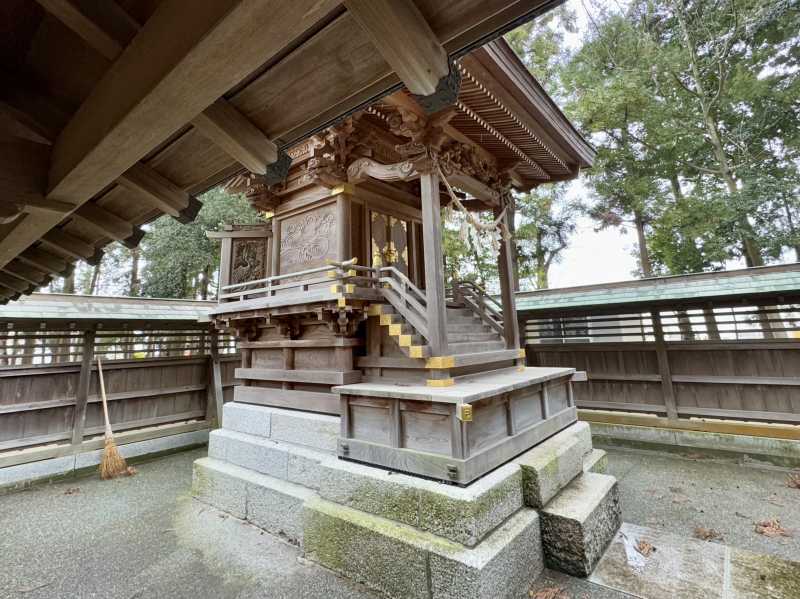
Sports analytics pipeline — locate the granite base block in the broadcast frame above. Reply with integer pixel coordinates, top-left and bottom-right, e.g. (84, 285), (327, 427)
(539, 472), (621, 577)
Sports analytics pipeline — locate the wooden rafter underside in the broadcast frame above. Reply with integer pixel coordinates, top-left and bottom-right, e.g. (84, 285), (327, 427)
(0, 0), (589, 299)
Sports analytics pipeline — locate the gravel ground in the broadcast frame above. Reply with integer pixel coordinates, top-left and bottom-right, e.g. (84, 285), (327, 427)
(604, 446), (800, 562)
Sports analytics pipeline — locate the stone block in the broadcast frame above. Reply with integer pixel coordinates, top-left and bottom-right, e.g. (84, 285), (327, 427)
(0, 454), (76, 490)
(303, 497), (440, 599)
(583, 448), (608, 474)
(207, 429), (227, 461)
(246, 470), (316, 546)
(303, 497), (543, 599)
(317, 458), (422, 528)
(417, 463), (523, 547)
(286, 444), (329, 491)
(515, 421), (590, 508)
(318, 457), (524, 546)
(222, 402), (271, 437)
(212, 429), (288, 479)
(192, 457), (247, 519)
(428, 508), (543, 599)
(540, 472), (621, 577)
(269, 408), (339, 453)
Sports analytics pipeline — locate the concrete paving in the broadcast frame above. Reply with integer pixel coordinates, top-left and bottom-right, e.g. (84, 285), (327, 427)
(604, 446), (800, 562)
(1, 445), (797, 599)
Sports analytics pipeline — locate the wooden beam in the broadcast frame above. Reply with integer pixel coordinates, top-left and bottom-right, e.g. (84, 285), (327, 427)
(2, 260), (50, 286)
(71, 330), (96, 445)
(651, 310), (679, 420)
(35, 0), (125, 61)
(19, 247), (69, 274)
(344, 0), (448, 96)
(41, 229), (99, 263)
(0, 271), (32, 294)
(495, 201), (519, 349)
(0, 0), (337, 271)
(117, 162), (191, 218)
(191, 99), (278, 174)
(73, 203), (140, 246)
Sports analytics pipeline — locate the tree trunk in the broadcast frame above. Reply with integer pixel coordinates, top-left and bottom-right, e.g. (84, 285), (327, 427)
(634, 210), (652, 277)
(87, 259), (102, 295)
(781, 196), (800, 262)
(675, 6), (763, 267)
(200, 264), (211, 300)
(62, 271), (75, 294)
(129, 247), (141, 296)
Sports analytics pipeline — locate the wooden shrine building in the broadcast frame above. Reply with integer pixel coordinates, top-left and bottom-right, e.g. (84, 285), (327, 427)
(208, 39), (594, 484)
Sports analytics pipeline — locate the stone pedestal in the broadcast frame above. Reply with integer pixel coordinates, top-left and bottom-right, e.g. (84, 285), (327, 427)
(192, 402), (621, 596)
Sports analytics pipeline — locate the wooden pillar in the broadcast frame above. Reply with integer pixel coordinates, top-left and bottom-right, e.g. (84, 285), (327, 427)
(206, 330), (224, 427)
(419, 169), (449, 356)
(271, 216), (281, 278)
(337, 195), (352, 261)
(71, 329), (96, 446)
(651, 310), (678, 420)
(495, 200), (519, 350)
(703, 304), (720, 340)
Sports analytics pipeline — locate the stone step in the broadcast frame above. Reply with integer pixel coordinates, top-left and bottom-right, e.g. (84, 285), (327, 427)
(208, 429), (330, 488)
(222, 402), (339, 454)
(514, 421), (592, 508)
(192, 457), (314, 546)
(448, 340), (506, 354)
(539, 472), (622, 577)
(304, 498), (543, 599)
(583, 448), (608, 474)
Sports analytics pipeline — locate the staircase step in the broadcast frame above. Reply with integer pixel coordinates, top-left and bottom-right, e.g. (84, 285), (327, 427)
(448, 349), (524, 367)
(448, 340), (506, 354)
(446, 322), (490, 333)
(447, 332), (503, 343)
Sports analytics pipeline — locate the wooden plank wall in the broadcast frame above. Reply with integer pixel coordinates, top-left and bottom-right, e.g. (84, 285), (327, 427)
(0, 354), (239, 452)
(527, 340), (800, 424)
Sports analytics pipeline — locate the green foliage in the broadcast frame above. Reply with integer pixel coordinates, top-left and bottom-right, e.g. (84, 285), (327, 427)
(514, 185), (582, 289)
(140, 188), (261, 299)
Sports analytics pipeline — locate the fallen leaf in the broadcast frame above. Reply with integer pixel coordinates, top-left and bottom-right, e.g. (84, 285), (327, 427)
(530, 587), (569, 599)
(694, 526), (723, 541)
(63, 487), (80, 495)
(635, 539), (656, 557)
(755, 519), (792, 538)
(786, 472), (800, 490)
(125, 466), (138, 476)
(672, 494), (691, 504)
(685, 453), (705, 460)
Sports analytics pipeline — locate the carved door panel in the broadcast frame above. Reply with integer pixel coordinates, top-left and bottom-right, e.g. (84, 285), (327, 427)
(370, 210), (409, 277)
(389, 216), (409, 276)
(370, 211), (389, 267)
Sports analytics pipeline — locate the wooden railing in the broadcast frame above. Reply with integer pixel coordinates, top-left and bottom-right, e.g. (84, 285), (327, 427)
(219, 258), (358, 302)
(452, 280), (504, 336)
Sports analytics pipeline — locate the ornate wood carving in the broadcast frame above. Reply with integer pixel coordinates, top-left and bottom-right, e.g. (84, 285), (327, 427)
(225, 173), (281, 212)
(347, 157), (417, 183)
(231, 238), (267, 285)
(279, 204), (337, 273)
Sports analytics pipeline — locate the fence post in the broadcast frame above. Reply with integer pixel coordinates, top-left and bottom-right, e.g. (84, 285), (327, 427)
(651, 310), (679, 420)
(71, 329), (96, 446)
(206, 330), (224, 427)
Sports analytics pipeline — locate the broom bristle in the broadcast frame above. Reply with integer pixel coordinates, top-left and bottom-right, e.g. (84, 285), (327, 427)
(100, 436), (128, 479)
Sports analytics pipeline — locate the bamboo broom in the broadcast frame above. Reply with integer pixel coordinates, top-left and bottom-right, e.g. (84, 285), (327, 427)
(98, 357), (128, 479)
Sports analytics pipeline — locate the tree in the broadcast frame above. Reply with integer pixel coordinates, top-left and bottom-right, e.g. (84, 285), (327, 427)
(140, 187), (261, 299)
(514, 185), (581, 289)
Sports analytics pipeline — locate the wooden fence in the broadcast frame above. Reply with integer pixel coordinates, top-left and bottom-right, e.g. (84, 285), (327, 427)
(0, 324), (238, 464)
(524, 303), (800, 425)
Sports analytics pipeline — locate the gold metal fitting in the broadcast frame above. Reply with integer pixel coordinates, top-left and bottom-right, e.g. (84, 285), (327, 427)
(388, 324), (404, 336)
(379, 314), (394, 326)
(426, 356), (455, 369)
(409, 346), (426, 358)
(427, 378), (455, 387)
(457, 404), (473, 421)
(398, 334), (413, 347)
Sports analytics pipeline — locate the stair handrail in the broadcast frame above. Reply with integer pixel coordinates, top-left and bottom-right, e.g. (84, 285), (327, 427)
(454, 279), (505, 336)
(363, 265), (431, 342)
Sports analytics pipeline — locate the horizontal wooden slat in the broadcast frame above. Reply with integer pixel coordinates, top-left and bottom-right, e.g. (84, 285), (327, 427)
(235, 367), (361, 385)
(234, 385), (340, 415)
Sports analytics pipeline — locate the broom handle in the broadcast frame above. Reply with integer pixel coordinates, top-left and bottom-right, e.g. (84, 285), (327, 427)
(98, 358), (112, 438)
